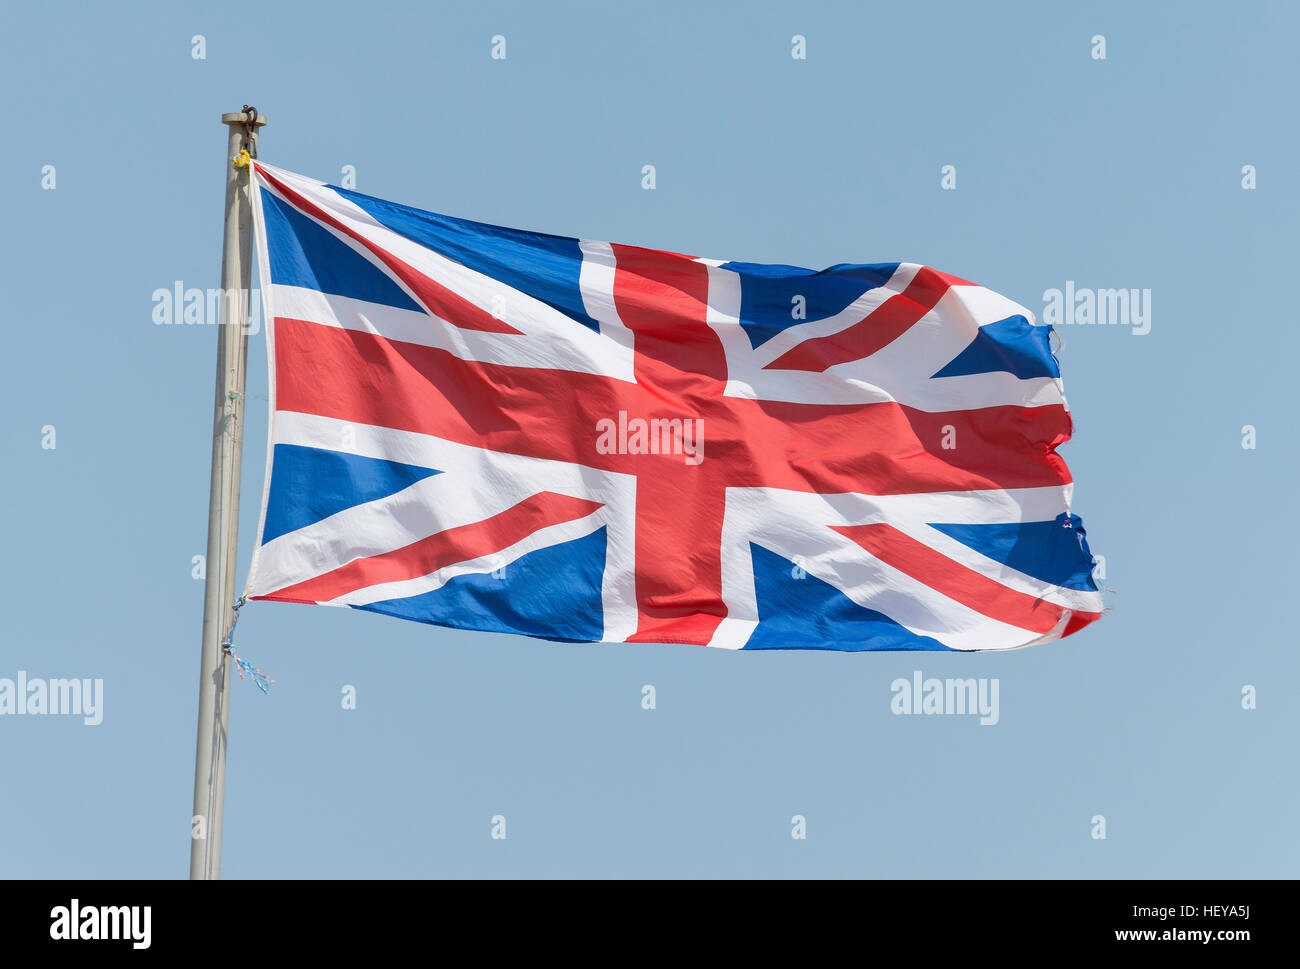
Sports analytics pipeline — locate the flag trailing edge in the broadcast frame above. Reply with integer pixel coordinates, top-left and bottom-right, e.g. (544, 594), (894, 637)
(241, 161), (1102, 652)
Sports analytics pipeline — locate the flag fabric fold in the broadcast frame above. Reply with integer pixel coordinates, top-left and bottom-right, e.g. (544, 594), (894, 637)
(243, 161), (1102, 651)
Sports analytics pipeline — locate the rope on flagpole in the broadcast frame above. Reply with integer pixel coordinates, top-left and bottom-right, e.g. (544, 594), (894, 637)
(231, 106), (259, 169)
(221, 596), (274, 694)
(239, 106), (259, 157)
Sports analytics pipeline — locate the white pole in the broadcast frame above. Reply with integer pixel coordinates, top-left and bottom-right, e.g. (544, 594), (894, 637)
(190, 107), (266, 880)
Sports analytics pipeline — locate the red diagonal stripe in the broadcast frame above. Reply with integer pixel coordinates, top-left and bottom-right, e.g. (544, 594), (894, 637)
(766, 266), (969, 372)
(263, 491), (604, 604)
(257, 165), (522, 335)
(833, 522), (1097, 634)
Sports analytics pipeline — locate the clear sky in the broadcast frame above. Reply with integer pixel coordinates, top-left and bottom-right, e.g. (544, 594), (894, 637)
(2, 0), (1296, 878)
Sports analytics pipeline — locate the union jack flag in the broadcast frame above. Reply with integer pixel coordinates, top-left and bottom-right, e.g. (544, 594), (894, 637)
(243, 162), (1102, 651)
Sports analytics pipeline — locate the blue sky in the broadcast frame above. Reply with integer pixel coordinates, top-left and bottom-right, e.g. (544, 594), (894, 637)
(1, 0), (1296, 877)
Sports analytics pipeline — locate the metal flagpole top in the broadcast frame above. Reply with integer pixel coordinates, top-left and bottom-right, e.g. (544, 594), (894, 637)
(222, 106), (268, 159)
(221, 108), (268, 126)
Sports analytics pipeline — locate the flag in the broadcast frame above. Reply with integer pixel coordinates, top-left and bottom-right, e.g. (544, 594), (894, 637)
(242, 162), (1102, 651)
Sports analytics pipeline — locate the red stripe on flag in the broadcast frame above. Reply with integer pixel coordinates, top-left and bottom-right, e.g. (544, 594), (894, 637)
(271, 316), (1074, 494)
(257, 166), (522, 335)
(271, 316), (631, 472)
(610, 244), (726, 383)
(1063, 611), (1100, 637)
(265, 491), (604, 604)
(833, 522), (1099, 634)
(765, 266), (968, 373)
(607, 246), (730, 643)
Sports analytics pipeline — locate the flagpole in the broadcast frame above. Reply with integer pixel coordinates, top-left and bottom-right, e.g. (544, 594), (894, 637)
(189, 107), (266, 880)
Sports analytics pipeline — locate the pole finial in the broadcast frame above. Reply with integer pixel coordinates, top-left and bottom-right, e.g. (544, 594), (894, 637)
(221, 106), (268, 158)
